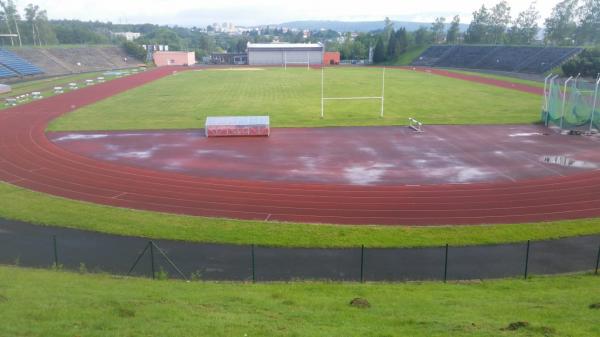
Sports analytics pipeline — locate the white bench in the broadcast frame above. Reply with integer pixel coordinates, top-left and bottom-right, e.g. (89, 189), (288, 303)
(205, 116), (270, 137)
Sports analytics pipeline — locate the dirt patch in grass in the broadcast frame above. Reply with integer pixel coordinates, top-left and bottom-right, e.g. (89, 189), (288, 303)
(350, 297), (371, 308)
(504, 321), (529, 330)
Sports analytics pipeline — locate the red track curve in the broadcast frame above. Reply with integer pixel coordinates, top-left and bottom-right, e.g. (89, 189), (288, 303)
(1, 66), (599, 226)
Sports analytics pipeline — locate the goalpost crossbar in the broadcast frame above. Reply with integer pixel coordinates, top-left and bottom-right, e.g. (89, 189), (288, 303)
(322, 97), (383, 100)
(320, 67), (385, 118)
(284, 51), (311, 70)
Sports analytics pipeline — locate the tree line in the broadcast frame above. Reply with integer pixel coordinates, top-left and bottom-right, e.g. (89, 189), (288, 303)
(1, 0), (599, 65)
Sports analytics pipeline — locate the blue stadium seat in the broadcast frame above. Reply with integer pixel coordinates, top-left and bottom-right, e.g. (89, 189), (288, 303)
(0, 64), (17, 78)
(0, 49), (43, 76)
(412, 45), (582, 74)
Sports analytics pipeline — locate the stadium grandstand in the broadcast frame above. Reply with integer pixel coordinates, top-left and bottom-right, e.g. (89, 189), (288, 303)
(0, 46), (139, 81)
(0, 49), (43, 79)
(412, 45), (582, 74)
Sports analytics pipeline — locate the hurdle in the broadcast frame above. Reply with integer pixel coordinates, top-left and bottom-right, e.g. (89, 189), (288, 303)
(53, 86), (64, 94)
(69, 82), (78, 90)
(97, 77), (105, 83)
(5, 98), (17, 106)
(408, 117), (424, 132)
(31, 91), (43, 100)
(321, 67), (385, 118)
(85, 79), (94, 86)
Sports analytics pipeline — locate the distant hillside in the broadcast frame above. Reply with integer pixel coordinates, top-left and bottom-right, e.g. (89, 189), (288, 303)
(273, 20), (469, 33)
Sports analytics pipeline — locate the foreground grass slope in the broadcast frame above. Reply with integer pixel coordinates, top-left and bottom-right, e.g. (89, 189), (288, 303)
(3, 182), (600, 248)
(48, 67), (541, 131)
(1, 266), (598, 337)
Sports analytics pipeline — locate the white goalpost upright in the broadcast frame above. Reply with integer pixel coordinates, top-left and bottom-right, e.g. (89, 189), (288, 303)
(284, 51), (311, 70)
(320, 67), (385, 118)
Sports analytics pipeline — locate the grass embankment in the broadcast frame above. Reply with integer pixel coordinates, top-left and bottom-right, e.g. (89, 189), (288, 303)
(48, 67), (541, 131)
(3, 182), (600, 248)
(0, 266), (598, 336)
(385, 45), (430, 66)
(445, 69), (546, 88)
(0, 70), (138, 106)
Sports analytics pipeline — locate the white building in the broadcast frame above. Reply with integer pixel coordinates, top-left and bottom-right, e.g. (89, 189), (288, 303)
(247, 42), (323, 66)
(113, 32), (141, 41)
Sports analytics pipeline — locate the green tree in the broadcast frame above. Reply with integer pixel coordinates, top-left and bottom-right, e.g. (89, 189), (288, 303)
(373, 36), (385, 63)
(414, 27), (433, 45)
(121, 40), (146, 60)
(431, 17), (446, 43)
(507, 2), (540, 44)
(465, 5), (491, 43)
(446, 15), (461, 44)
(576, 0), (600, 44)
(386, 28), (397, 60)
(396, 28), (409, 54)
(544, 0), (579, 45)
(24, 4), (51, 45)
(561, 48), (600, 76)
(383, 17), (394, 44)
(0, 0), (21, 46)
(490, 1), (512, 44)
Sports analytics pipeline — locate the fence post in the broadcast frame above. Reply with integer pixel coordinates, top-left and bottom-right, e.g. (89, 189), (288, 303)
(524, 240), (531, 279)
(590, 76), (600, 132)
(151, 242), (188, 280)
(360, 245), (365, 283)
(560, 76), (573, 129)
(149, 240), (155, 280)
(595, 245), (600, 276)
(52, 235), (58, 268)
(443, 243), (449, 283)
(251, 244), (256, 283)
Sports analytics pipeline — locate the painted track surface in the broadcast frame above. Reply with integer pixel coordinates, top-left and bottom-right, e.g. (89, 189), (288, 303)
(2, 66), (600, 226)
(48, 125), (600, 185)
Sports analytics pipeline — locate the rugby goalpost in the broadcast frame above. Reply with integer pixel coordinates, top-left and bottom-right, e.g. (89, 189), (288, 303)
(284, 51), (311, 70)
(320, 66), (385, 118)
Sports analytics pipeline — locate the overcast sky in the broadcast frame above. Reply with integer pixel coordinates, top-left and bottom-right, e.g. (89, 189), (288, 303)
(29, 0), (558, 27)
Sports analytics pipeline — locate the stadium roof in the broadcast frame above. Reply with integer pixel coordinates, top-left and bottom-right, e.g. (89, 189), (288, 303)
(247, 42), (323, 49)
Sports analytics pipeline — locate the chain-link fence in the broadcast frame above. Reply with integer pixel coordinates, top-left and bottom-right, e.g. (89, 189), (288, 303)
(1, 220), (599, 282)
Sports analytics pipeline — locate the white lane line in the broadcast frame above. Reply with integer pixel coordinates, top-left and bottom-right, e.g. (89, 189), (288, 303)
(112, 192), (128, 199)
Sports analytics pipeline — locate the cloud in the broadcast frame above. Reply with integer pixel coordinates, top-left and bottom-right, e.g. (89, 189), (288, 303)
(26, 0), (559, 26)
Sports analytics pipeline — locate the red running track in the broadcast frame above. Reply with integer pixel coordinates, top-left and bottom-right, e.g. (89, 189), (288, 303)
(1, 66), (600, 226)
